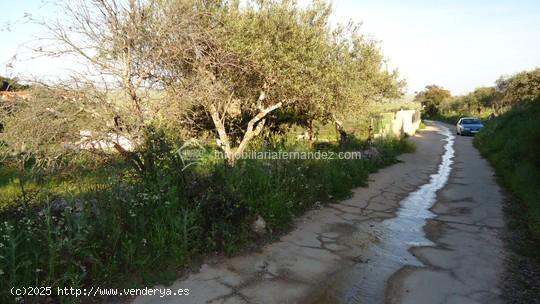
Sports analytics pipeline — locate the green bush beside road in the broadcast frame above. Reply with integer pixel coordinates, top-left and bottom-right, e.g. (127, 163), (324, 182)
(474, 100), (540, 242)
(0, 131), (414, 303)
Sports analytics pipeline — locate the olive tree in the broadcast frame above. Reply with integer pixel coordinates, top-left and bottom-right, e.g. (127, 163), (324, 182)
(152, 0), (344, 164)
(327, 24), (404, 142)
(155, 0), (403, 157)
(415, 85), (452, 118)
(28, 0), (405, 167)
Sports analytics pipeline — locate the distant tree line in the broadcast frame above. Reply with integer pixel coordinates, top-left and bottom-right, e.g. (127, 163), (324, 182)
(415, 68), (540, 118)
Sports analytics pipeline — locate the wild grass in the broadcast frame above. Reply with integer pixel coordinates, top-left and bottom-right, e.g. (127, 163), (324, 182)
(0, 160), (122, 210)
(0, 131), (414, 303)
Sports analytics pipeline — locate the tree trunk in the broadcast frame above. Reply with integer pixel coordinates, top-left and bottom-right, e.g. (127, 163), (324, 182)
(368, 119), (374, 145)
(113, 143), (146, 173)
(334, 118), (347, 147)
(208, 99), (283, 167)
(233, 102), (282, 163)
(307, 119), (314, 146)
(208, 104), (235, 165)
(18, 159), (28, 207)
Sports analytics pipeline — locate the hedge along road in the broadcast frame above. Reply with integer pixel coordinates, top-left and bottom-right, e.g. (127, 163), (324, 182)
(131, 121), (507, 304)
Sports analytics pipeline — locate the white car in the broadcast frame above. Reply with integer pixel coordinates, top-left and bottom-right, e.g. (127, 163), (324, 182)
(456, 117), (484, 136)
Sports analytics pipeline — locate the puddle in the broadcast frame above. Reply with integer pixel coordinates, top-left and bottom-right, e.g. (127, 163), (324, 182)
(313, 126), (455, 303)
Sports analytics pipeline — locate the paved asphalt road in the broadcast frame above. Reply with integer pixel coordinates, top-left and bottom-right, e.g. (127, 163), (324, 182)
(385, 122), (506, 304)
(130, 121), (507, 304)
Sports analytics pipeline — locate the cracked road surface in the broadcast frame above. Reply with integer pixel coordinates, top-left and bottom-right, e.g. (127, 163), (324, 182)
(385, 123), (506, 304)
(132, 122), (506, 304)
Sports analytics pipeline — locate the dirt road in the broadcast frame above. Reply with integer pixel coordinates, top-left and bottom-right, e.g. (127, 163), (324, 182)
(132, 122), (507, 304)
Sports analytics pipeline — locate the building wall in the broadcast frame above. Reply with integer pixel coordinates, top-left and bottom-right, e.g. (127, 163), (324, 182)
(375, 109), (421, 138)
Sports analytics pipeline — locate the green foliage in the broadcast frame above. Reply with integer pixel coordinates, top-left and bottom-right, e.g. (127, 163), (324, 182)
(431, 113), (464, 125)
(149, 0), (403, 149)
(429, 68), (540, 122)
(0, 161), (117, 210)
(438, 86), (497, 117)
(472, 86), (498, 109)
(474, 99), (540, 242)
(495, 68), (540, 110)
(0, 130), (413, 303)
(414, 85), (451, 117)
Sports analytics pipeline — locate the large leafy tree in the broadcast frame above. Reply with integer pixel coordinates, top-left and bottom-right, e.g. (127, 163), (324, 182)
(149, 0), (318, 165)
(26, 0), (404, 167)
(495, 68), (540, 111)
(153, 0), (402, 163)
(415, 85), (451, 117)
(283, 20), (404, 143)
(471, 86), (497, 111)
(221, 0), (342, 144)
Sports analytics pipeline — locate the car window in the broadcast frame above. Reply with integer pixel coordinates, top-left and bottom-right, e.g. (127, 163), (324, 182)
(462, 119), (481, 124)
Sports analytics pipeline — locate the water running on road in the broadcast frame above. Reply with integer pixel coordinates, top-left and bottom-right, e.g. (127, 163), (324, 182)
(316, 125), (455, 303)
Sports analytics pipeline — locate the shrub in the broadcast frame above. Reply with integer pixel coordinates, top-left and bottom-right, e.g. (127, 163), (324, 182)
(0, 132), (413, 303)
(474, 100), (540, 242)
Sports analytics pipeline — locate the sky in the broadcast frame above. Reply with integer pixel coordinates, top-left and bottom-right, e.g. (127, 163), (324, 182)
(328, 0), (540, 95)
(1, 0), (540, 95)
